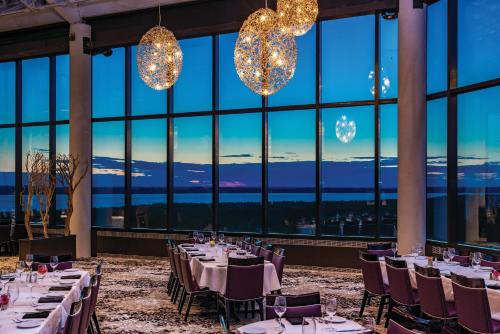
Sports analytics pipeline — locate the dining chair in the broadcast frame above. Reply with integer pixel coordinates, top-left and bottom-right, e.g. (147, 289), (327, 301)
(274, 247), (286, 256)
(359, 251), (390, 324)
(228, 256), (264, 266)
(258, 247), (273, 262)
(451, 273), (500, 334)
(413, 264), (456, 322)
(32, 261), (73, 272)
(90, 262), (103, 334)
(179, 252), (214, 321)
(173, 249), (185, 305)
(367, 243), (392, 250)
(480, 259), (500, 270)
(452, 255), (470, 266)
(78, 285), (93, 334)
(266, 292), (320, 307)
(384, 257), (420, 328)
(387, 320), (421, 334)
(63, 300), (84, 334)
(32, 254), (73, 272)
(271, 253), (285, 287)
(219, 264), (265, 331)
(265, 303), (322, 320)
(250, 244), (260, 256)
(166, 244), (175, 296)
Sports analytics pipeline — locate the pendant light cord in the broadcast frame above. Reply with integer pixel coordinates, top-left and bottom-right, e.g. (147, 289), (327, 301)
(158, 1), (161, 26)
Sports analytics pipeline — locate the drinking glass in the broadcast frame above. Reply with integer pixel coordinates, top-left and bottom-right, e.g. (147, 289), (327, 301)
(25, 254), (34, 272)
(193, 231), (198, 242)
(325, 297), (338, 331)
(26, 272), (37, 300)
(37, 264), (48, 281)
(50, 256), (59, 273)
(361, 317), (376, 333)
(390, 242), (398, 258)
(16, 261), (25, 280)
(0, 270), (9, 291)
(472, 252), (482, 270)
(197, 233), (205, 245)
(447, 248), (456, 261)
(443, 250), (450, 264)
(274, 296), (287, 329)
(218, 233), (225, 244)
(7, 285), (19, 307)
(302, 317), (316, 334)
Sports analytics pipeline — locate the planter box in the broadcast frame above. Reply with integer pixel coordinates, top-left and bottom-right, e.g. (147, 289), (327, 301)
(19, 235), (76, 261)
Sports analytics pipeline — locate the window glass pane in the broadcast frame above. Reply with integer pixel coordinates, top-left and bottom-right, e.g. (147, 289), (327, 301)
(322, 15), (375, 102)
(219, 33), (261, 110)
(219, 113), (262, 233)
(379, 17), (398, 99)
(131, 119), (167, 229)
(268, 109), (315, 235)
(321, 106), (375, 236)
(174, 37), (212, 113)
(269, 25), (316, 107)
(380, 104), (397, 237)
(92, 121), (125, 228)
(458, 0), (500, 86)
(131, 45), (167, 116)
(0, 129), (15, 219)
(22, 58), (49, 122)
(173, 116), (212, 230)
(22, 126), (49, 222)
(458, 86), (500, 249)
(56, 55), (70, 120)
(0, 62), (15, 124)
(92, 48), (125, 118)
(427, 0), (448, 94)
(55, 124), (69, 226)
(427, 98), (447, 241)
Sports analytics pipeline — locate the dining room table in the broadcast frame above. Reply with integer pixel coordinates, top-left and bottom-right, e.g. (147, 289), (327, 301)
(378, 255), (500, 321)
(178, 243), (281, 295)
(236, 317), (368, 334)
(0, 268), (90, 334)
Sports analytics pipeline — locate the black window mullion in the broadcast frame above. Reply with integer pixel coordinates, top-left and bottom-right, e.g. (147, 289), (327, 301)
(374, 14), (381, 239)
(49, 56), (57, 227)
(15, 60), (22, 224)
(262, 96), (268, 235)
(124, 46), (132, 229)
(167, 87), (174, 232)
(212, 35), (219, 233)
(315, 22), (322, 237)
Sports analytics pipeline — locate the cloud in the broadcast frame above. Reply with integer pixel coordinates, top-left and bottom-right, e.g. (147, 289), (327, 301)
(270, 156), (287, 160)
(189, 180), (201, 184)
(220, 181), (247, 187)
(187, 169), (205, 173)
(221, 154), (253, 158)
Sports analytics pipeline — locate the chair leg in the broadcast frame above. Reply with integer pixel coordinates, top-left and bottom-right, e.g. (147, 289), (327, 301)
(92, 312), (101, 334)
(171, 280), (179, 302)
(244, 301), (249, 318)
(225, 300), (231, 331)
(257, 299), (264, 321)
(178, 290), (187, 314)
(184, 294), (194, 321)
(376, 296), (387, 325)
(251, 300), (255, 318)
(385, 298), (394, 328)
(359, 290), (369, 317)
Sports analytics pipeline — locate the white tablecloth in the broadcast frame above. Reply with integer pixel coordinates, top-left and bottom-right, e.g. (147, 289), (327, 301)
(0, 269), (90, 334)
(180, 244), (281, 295)
(237, 318), (365, 334)
(379, 257), (500, 321)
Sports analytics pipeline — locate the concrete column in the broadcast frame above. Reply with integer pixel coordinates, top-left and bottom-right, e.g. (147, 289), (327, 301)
(69, 23), (92, 258)
(397, 0), (427, 254)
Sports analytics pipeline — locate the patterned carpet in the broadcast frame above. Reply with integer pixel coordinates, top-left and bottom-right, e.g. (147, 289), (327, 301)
(0, 255), (384, 333)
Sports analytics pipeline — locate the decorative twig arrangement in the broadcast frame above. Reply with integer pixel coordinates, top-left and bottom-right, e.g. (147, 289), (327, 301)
(20, 152), (46, 240)
(34, 157), (56, 239)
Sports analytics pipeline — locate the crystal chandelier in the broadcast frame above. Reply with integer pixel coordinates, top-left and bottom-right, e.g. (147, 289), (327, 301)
(137, 4), (182, 90)
(234, 7), (297, 96)
(336, 115), (356, 144)
(277, 0), (318, 36)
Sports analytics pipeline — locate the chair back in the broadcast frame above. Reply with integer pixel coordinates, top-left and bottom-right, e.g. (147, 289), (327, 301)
(250, 244), (260, 256)
(258, 247), (273, 261)
(228, 256), (264, 266)
(168, 246), (177, 278)
(480, 259), (500, 270)
(367, 243), (392, 250)
(271, 253), (285, 284)
(385, 257), (418, 306)
(414, 264), (449, 318)
(274, 247), (286, 256)
(254, 240), (263, 247)
(78, 285), (93, 334)
(173, 250), (184, 286)
(63, 300), (83, 334)
(265, 304), (322, 320)
(452, 255), (470, 266)
(387, 320), (420, 334)
(266, 292), (320, 307)
(451, 273), (493, 334)
(265, 244), (274, 251)
(367, 249), (394, 257)
(225, 264), (264, 301)
(33, 261), (72, 272)
(180, 252), (199, 293)
(359, 252), (386, 295)
(89, 271), (102, 322)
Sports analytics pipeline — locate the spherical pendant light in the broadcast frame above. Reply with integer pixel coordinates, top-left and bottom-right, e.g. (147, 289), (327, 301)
(137, 25), (183, 90)
(336, 115), (356, 144)
(234, 8), (297, 96)
(277, 0), (318, 36)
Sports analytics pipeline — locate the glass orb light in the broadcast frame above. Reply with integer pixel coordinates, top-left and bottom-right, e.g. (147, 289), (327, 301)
(336, 115), (356, 144)
(137, 26), (183, 91)
(368, 67), (391, 97)
(234, 8), (297, 96)
(277, 0), (318, 36)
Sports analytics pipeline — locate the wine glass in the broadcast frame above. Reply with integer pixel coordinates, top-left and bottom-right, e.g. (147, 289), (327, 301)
(218, 233), (225, 244)
(447, 248), (456, 261)
(197, 233), (205, 245)
(0, 270), (9, 291)
(325, 297), (338, 331)
(443, 250), (450, 264)
(25, 254), (34, 272)
(37, 264), (48, 282)
(472, 252), (482, 270)
(390, 242), (398, 258)
(302, 317), (316, 334)
(50, 256), (59, 272)
(193, 231), (198, 243)
(361, 317), (376, 334)
(274, 296), (287, 329)
(16, 261), (25, 280)
(7, 285), (19, 308)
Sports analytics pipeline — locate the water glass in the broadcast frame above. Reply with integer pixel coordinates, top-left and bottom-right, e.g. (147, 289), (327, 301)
(302, 317), (316, 334)
(361, 317), (376, 333)
(0, 270), (9, 291)
(218, 233), (225, 244)
(16, 261), (25, 280)
(274, 296), (287, 329)
(390, 242), (398, 258)
(7, 285), (18, 307)
(472, 252), (482, 270)
(443, 250), (450, 264)
(25, 254), (34, 272)
(197, 233), (205, 245)
(447, 248), (456, 261)
(325, 297), (337, 331)
(50, 256), (59, 273)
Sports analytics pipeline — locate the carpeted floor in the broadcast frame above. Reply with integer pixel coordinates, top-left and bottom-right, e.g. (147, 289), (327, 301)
(0, 255), (385, 333)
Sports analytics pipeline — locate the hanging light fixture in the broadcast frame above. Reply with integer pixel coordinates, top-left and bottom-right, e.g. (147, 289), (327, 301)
(137, 3), (183, 90)
(234, 6), (297, 96)
(277, 0), (318, 36)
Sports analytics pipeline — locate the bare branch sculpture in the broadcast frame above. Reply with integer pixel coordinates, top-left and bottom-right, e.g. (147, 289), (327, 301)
(20, 152), (46, 240)
(34, 156), (56, 238)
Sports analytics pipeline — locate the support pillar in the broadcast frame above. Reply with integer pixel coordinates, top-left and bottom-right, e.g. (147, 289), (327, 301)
(397, 0), (427, 254)
(69, 23), (92, 258)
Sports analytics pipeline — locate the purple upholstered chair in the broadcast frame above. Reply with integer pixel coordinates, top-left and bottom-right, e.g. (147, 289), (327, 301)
(172, 250), (185, 305)
(89, 263), (103, 334)
(384, 257), (419, 328)
(480, 259), (500, 270)
(251, 244), (260, 256)
(451, 273), (500, 334)
(414, 264), (456, 321)
(63, 300), (83, 334)
(167, 246), (178, 297)
(258, 247), (274, 262)
(359, 252), (390, 324)
(78, 285), (93, 334)
(387, 320), (420, 334)
(32, 261), (73, 272)
(178, 252), (213, 321)
(166, 243), (175, 296)
(367, 249), (395, 257)
(265, 304), (322, 320)
(271, 253), (285, 286)
(228, 256), (264, 266)
(265, 292), (321, 319)
(220, 264), (265, 330)
(452, 255), (470, 267)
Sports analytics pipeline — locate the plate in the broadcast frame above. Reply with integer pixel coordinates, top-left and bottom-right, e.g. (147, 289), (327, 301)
(329, 316), (347, 323)
(16, 320), (43, 329)
(242, 326), (267, 334)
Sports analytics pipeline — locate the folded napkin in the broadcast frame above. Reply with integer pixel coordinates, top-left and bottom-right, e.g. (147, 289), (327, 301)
(180, 244), (194, 247)
(198, 258), (216, 262)
(22, 311), (51, 319)
(190, 254), (206, 257)
(60, 275), (81, 280)
(38, 296), (63, 303)
(185, 249), (199, 252)
(488, 284), (500, 290)
(49, 286), (72, 291)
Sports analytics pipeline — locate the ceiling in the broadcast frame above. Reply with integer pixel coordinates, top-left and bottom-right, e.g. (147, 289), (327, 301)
(0, 0), (200, 32)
